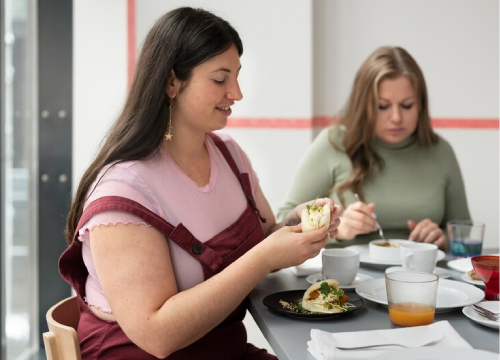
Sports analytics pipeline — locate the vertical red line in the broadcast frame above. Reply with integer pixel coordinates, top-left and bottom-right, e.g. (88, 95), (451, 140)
(127, 0), (136, 90)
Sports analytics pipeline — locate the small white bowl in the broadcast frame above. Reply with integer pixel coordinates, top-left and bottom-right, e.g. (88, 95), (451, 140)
(369, 239), (409, 262)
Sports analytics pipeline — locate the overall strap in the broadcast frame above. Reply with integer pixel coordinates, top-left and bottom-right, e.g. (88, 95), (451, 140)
(73, 196), (174, 242)
(73, 195), (225, 274)
(208, 132), (266, 223)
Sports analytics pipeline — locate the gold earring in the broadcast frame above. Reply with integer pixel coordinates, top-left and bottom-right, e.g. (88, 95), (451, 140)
(165, 98), (174, 141)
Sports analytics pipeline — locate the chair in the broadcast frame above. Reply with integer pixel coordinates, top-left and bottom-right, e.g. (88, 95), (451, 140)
(43, 295), (82, 360)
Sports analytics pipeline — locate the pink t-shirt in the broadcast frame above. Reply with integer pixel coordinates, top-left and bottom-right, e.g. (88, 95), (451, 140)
(78, 132), (259, 313)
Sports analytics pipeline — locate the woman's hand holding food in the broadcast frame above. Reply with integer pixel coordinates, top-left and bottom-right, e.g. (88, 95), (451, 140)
(336, 201), (377, 240)
(408, 219), (446, 249)
(285, 197), (341, 239)
(259, 224), (328, 271)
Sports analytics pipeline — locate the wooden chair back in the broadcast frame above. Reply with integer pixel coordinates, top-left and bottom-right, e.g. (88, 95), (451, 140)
(42, 295), (82, 360)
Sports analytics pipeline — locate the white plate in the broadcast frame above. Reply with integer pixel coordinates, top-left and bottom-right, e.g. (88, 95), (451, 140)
(346, 244), (445, 268)
(305, 272), (374, 289)
(385, 266), (451, 279)
(355, 278), (485, 312)
(462, 301), (500, 330)
(371, 347), (498, 360)
(447, 257), (473, 272)
(461, 273), (485, 287)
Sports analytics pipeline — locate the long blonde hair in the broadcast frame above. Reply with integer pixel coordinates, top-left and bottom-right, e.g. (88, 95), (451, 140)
(332, 46), (438, 206)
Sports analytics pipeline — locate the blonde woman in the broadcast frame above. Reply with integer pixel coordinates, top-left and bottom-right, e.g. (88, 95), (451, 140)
(278, 46), (469, 250)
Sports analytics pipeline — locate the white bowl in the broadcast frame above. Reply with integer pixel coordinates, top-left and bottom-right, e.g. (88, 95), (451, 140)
(369, 239), (409, 262)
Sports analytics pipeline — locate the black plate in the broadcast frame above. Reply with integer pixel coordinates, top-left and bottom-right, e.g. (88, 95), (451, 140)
(262, 290), (364, 320)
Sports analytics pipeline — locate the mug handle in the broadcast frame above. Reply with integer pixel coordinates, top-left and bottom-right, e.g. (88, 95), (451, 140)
(403, 253), (414, 270)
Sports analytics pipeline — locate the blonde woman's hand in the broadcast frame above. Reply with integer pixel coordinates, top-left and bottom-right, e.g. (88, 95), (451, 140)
(408, 219), (446, 249)
(336, 201), (377, 240)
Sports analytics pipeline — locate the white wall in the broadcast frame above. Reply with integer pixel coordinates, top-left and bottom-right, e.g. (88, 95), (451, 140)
(73, 0), (128, 183)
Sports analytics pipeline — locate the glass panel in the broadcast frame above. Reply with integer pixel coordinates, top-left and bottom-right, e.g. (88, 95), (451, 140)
(3, 0), (37, 358)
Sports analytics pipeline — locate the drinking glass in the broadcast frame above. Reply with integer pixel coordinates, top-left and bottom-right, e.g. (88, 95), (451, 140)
(385, 271), (439, 328)
(447, 220), (485, 258)
(471, 255), (499, 301)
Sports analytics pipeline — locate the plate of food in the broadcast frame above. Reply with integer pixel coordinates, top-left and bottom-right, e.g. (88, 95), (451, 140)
(263, 279), (364, 319)
(461, 269), (485, 287)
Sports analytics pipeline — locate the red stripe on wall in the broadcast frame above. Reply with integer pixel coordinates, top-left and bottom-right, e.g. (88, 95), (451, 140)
(127, 0), (136, 89)
(227, 117), (499, 129)
(430, 118), (499, 129)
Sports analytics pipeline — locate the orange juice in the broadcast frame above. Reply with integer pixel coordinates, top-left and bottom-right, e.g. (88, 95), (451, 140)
(389, 303), (435, 327)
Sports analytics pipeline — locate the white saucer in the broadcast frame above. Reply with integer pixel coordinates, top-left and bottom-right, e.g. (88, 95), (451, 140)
(305, 272), (374, 289)
(461, 272), (485, 287)
(462, 301), (500, 330)
(385, 266), (452, 279)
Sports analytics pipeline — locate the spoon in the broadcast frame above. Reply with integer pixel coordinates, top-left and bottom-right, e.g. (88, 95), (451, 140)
(353, 193), (388, 243)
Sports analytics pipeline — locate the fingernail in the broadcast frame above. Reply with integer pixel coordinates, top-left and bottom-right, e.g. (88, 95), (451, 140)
(371, 213), (377, 219)
(409, 237), (414, 241)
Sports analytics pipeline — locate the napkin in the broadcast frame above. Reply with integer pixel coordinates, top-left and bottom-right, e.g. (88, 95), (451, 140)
(288, 250), (323, 276)
(307, 321), (471, 360)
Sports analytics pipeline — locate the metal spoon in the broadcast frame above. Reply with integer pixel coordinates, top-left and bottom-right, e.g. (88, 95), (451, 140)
(353, 193), (388, 243)
(473, 304), (500, 322)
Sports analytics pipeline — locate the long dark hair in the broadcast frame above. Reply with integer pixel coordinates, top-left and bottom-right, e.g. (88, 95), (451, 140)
(332, 46), (438, 205)
(65, 7), (243, 244)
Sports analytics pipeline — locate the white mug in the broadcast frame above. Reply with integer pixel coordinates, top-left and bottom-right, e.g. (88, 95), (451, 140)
(400, 242), (438, 273)
(322, 249), (360, 285)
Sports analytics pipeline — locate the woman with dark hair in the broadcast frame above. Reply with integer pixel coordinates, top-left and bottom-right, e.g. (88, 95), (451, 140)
(278, 46), (469, 250)
(60, 7), (340, 359)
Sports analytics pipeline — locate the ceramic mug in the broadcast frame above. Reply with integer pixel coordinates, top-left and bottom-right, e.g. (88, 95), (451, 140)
(322, 249), (360, 285)
(400, 242), (438, 273)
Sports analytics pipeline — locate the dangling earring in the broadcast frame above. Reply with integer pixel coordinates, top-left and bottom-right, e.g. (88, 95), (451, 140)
(165, 97), (174, 141)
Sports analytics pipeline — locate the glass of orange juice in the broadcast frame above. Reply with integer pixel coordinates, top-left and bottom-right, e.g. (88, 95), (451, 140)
(385, 271), (439, 328)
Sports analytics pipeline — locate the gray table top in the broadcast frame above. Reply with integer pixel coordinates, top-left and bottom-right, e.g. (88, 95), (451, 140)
(248, 251), (499, 360)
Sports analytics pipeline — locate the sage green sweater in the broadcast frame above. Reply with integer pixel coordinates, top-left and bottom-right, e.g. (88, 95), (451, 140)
(277, 126), (470, 247)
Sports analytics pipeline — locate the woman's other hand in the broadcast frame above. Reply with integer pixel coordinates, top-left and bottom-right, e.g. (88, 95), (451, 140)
(408, 219), (446, 249)
(336, 201), (377, 240)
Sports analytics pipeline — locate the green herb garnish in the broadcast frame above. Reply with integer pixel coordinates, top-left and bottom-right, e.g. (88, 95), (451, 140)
(320, 282), (331, 297)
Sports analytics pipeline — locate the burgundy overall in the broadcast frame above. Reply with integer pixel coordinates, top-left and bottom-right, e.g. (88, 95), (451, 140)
(59, 133), (278, 360)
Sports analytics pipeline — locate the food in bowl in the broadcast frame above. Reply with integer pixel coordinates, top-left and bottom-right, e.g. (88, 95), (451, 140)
(369, 239), (409, 262)
(374, 242), (402, 248)
(301, 200), (330, 232)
